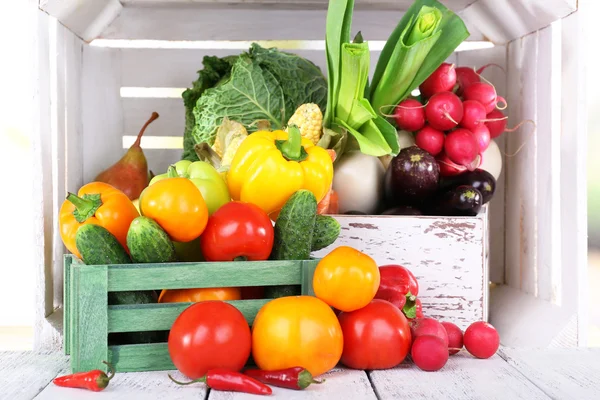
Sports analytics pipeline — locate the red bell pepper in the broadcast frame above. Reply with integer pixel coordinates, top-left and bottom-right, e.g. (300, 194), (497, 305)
(374, 264), (421, 319)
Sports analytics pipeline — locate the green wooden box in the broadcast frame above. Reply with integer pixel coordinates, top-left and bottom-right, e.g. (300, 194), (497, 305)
(63, 254), (319, 373)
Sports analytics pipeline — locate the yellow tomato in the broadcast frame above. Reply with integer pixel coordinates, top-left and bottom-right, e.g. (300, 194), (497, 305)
(313, 246), (380, 312)
(251, 296), (343, 377)
(158, 287), (241, 303)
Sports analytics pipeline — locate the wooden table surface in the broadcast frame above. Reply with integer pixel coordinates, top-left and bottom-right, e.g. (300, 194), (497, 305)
(1, 348), (599, 400)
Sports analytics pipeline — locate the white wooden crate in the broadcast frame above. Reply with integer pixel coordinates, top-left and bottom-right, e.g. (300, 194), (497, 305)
(24, 0), (588, 351)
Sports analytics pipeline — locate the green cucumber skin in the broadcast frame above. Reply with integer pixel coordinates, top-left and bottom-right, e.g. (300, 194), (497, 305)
(75, 224), (163, 344)
(311, 215), (341, 251)
(271, 190), (317, 261)
(127, 216), (177, 263)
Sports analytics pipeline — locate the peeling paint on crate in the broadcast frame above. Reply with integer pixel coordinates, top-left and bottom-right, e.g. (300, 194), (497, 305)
(313, 215), (486, 330)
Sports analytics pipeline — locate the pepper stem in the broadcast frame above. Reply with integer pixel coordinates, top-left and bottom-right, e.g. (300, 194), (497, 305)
(66, 193), (103, 223)
(168, 374), (207, 386)
(103, 361), (116, 381)
(298, 370), (325, 389)
(167, 165), (179, 178)
(95, 361), (116, 389)
(276, 125), (308, 162)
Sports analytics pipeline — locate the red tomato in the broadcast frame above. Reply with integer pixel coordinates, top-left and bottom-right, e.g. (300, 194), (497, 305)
(168, 301), (251, 379)
(337, 299), (412, 370)
(200, 201), (274, 261)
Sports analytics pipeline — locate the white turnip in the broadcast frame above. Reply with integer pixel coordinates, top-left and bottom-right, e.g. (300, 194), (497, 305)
(441, 322), (464, 355)
(471, 124), (491, 153)
(444, 128), (479, 167)
(463, 82), (505, 114)
(411, 335), (449, 372)
(459, 100), (487, 131)
(463, 321), (500, 359)
(394, 99), (426, 132)
(415, 125), (444, 156)
(425, 92), (464, 131)
(419, 63), (457, 99)
(410, 317), (449, 347)
(479, 139), (502, 180)
(333, 151), (385, 214)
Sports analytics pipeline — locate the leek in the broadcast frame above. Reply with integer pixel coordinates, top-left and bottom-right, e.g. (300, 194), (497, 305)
(369, 0), (470, 113)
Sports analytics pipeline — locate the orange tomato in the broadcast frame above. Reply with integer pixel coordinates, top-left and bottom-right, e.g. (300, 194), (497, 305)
(251, 296), (343, 377)
(139, 177), (208, 242)
(158, 287), (241, 303)
(313, 246), (380, 312)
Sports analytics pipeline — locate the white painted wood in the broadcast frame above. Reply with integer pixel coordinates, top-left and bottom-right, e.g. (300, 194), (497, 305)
(504, 31), (537, 296)
(40, 0), (122, 42)
(559, 10), (588, 346)
(36, 369), (209, 399)
(208, 368), (377, 400)
(0, 351), (68, 400)
(455, 46), (507, 285)
(81, 47), (123, 183)
(369, 352), (550, 400)
(499, 348), (600, 400)
(461, 0), (577, 44)
(313, 214), (487, 330)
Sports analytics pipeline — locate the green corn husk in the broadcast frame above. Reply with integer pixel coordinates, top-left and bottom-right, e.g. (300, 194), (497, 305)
(369, 0), (470, 114)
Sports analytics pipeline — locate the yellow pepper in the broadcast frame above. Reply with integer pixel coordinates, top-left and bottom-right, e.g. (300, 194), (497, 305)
(227, 126), (334, 216)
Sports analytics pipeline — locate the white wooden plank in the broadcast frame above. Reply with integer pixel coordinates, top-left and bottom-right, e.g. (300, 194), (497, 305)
(559, 10), (588, 346)
(0, 351), (68, 400)
(456, 46), (507, 285)
(208, 367), (377, 400)
(369, 352), (550, 400)
(499, 348), (600, 400)
(36, 369), (208, 400)
(461, 0), (577, 44)
(313, 214), (486, 330)
(504, 31), (538, 296)
(40, 0), (122, 42)
(81, 47), (123, 183)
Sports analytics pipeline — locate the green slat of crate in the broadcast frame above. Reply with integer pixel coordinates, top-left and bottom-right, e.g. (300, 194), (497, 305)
(106, 260), (303, 291)
(301, 260), (318, 296)
(108, 343), (174, 372)
(107, 299), (270, 333)
(70, 264), (109, 373)
(63, 255), (74, 355)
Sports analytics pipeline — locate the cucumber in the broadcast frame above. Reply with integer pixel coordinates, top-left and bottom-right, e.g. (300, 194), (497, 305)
(311, 215), (341, 251)
(127, 216), (177, 263)
(271, 190), (317, 261)
(264, 285), (301, 299)
(75, 224), (164, 345)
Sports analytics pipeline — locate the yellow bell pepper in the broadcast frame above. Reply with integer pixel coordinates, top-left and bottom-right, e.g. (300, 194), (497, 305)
(227, 126), (334, 216)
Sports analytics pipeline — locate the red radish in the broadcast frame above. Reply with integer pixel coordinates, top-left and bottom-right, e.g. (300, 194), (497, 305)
(415, 125), (444, 156)
(459, 100), (487, 131)
(410, 317), (449, 347)
(484, 109), (507, 138)
(471, 124), (491, 153)
(463, 82), (502, 114)
(463, 321), (500, 359)
(436, 152), (468, 177)
(411, 335), (449, 371)
(455, 67), (480, 95)
(394, 99), (426, 132)
(441, 322), (464, 355)
(444, 128), (479, 166)
(425, 92), (464, 131)
(419, 63), (457, 99)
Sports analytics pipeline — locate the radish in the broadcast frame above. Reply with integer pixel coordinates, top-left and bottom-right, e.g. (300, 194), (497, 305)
(425, 92), (464, 131)
(394, 99), (426, 132)
(455, 67), (480, 96)
(441, 322), (464, 355)
(415, 125), (444, 156)
(419, 63), (457, 99)
(463, 82), (506, 114)
(463, 321), (500, 359)
(444, 128), (479, 167)
(459, 100), (487, 131)
(471, 124), (491, 153)
(436, 151), (469, 177)
(484, 109), (507, 138)
(410, 317), (449, 347)
(411, 335), (449, 372)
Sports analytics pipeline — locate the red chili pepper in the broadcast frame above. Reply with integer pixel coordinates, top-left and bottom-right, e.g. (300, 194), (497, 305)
(52, 361), (115, 392)
(243, 367), (325, 390)
(169, 368), (272, 396)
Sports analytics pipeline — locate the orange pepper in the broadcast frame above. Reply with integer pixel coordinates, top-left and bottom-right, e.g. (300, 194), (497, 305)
(59, 182), (140, 259)
(158, 287), (241, 303)
(139, 177), (209, 243)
